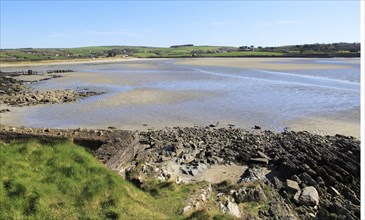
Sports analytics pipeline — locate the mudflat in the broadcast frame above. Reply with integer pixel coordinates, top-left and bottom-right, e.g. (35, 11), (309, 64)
(175, 57), (355, 70)
(0, 58), (360, 137)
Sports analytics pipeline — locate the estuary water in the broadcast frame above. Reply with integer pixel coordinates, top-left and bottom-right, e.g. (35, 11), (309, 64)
(1, 58), (360, 135)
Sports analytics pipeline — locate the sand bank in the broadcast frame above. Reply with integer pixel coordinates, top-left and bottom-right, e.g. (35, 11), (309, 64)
(175, 58), (355, 71)
(288, 116), (360, 139)
(93, 88), (217, 107)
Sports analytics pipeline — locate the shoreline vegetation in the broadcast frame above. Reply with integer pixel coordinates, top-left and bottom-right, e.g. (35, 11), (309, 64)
(0, 43), (360, 66)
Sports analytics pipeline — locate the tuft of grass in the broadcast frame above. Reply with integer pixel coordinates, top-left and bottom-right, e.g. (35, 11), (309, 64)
(186, 208), (213, 220)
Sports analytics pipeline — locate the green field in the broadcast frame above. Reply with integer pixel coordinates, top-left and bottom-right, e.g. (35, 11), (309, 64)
(1, 43), (359, 62)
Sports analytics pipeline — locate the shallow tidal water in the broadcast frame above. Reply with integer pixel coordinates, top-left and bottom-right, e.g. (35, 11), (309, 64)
(1, 58), (360, 133)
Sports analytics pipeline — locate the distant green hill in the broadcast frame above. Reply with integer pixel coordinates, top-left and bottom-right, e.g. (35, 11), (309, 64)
(0, 139), (211, 219)
(0, 42), (360, 62)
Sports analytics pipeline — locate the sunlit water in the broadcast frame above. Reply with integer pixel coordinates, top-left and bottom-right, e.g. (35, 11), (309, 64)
(1, 59), (360, 130)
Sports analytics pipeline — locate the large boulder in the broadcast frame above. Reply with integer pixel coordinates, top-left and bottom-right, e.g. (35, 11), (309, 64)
(299, 186), (319, 206)
(239, 167), (266, 183)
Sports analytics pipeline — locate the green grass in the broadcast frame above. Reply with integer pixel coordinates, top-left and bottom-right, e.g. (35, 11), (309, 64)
(0, 138), (279, 219)
(1, 44), (359, 62)
(0, 139), (202, 219)
(207, 51), (284, 57)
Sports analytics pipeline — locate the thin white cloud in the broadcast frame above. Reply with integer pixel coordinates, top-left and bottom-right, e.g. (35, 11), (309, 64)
(259, 20), (303, 27)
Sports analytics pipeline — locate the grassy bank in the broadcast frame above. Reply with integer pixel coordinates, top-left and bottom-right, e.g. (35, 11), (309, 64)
(0, 139), (211, 219)
(1, 43), (360, 63)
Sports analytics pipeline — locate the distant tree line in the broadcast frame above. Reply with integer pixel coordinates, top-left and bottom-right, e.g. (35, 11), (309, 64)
(170, 44), (194, 48)
(261, 42), (360, 54)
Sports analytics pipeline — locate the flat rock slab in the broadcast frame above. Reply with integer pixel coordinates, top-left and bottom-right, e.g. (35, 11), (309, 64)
(250, 157), (269, 166)
(286, 179), (300, 194)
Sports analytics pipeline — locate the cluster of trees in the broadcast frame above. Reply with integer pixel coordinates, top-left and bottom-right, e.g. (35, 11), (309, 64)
(262, 42), (360, 54)
(106, 48), (138, 57)
(170, 44), (194, 48)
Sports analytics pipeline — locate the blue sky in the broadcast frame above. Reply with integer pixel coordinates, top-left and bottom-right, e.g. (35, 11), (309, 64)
(0, 1), (360, 48)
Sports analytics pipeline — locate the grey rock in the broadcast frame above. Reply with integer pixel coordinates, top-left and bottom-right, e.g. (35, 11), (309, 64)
(273, 177), (283, 190)
(226, 201), (241, 218)
(234, 185), (267, 203)
(299, 186), (319, 206)
(286, 179), (300, 194)
(299, 172), (317, 186)
(250, 157), (269, 166)
(189, 168), (199, 176)
(329, 186), (341, 197)
(240, 167), (266, 183)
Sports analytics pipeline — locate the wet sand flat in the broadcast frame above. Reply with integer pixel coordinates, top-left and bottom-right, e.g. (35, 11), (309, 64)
(175, 57), (354, 70)
(92, 88), (217, 107)
(0, 58), (360, 137)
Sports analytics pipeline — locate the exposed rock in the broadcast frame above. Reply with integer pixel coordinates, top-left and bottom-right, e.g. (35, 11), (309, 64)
(240, 167), (266, 183)
(0, 109), (10, 113)
(250, 157), (269, 166)
(257, 151), (270, 160)
(226, 200), (241, 218)
(299, 172), (317, 186)
(0, 74), (101, 107)
(329, 186), (341, 197)
(299, 186), (319, 206)
(182, 205), (192, 215)
(285, 180), (300, 194)
(269, 200), (299, 220)
(0, 126), (360, 219)
(273, 177), (283, 190)
(233, 185), (267, 203)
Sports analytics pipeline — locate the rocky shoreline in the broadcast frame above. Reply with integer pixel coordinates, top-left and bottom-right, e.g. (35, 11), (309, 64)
(0, 70), (101, 109)
(0, 126), (360, 219)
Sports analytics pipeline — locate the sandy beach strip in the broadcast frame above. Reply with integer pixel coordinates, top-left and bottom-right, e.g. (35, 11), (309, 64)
(288, 116), (360, 139)
(2, 57), (358, 70)
(0, 57), (170, 68)
(174, 57), (354, 71)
